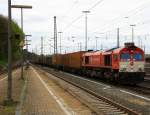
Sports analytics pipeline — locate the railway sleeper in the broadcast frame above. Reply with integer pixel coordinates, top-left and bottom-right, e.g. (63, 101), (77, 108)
(98, 109), (125, 115)
(105, 112), (127, 115)
(97, 106), (119, 110)
(91, 102), (111, 107)
(94, 104), (113, 107)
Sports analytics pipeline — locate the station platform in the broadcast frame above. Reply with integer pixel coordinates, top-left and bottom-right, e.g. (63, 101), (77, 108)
(0, 66), (93, 115)
(21, 66), (92, 115)
(0, 68), (24, 115)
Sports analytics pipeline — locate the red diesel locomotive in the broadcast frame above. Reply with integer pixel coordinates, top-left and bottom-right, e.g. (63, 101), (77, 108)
(48, 42), (145, 84)
(82, 43), (145, 84)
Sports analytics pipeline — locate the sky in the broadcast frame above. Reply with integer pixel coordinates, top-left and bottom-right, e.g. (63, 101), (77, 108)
(1, 0), (150, 54)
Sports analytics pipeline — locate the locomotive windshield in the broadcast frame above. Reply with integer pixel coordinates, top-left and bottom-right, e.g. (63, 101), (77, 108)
(133, 53), (142, 61)
(120, 53), (130, 60)
(120, 52), (143, 61)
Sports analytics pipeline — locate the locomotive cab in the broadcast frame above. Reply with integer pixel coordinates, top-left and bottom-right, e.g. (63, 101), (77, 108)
(117, 43), (145, 84)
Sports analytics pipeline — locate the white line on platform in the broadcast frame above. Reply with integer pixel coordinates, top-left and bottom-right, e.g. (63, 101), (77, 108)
(120, 90), (150, 101)
(31, 67), (74, 115)
(103, 86), (111, 89)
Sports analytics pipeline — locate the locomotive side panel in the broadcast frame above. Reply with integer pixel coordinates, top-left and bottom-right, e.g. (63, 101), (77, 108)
(82, 51), (102, 68)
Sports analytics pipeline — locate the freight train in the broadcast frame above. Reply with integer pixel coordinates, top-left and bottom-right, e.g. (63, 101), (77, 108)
(33, 42), (145, 85)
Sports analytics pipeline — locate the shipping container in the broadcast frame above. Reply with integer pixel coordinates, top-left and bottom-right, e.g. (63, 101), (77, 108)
(52, 54), (63, 66)
(62, 51), (86, 69)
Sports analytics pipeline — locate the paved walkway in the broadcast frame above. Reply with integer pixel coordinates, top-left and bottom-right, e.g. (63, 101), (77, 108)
(0, 69), (24, 115)
(22, 67), (67, 115)
(22, 66), (93, 115)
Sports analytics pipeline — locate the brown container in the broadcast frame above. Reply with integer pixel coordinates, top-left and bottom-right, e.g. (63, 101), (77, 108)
(62, 54), (70, 67)
(52, 54), (63, 66)
(62, 51), (86, 69)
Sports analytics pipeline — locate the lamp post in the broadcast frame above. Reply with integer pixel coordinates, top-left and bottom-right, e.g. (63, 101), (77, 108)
(95, 33), (104, 51)
(11, 5), (32, 79)
(82, 11), (90, 51)
(117, 28), (120, 48)
(130, 24), (136, 43)
(7, 0), (13, 101)
(95, 36), (99, 50)
(58, 32), (63, 54)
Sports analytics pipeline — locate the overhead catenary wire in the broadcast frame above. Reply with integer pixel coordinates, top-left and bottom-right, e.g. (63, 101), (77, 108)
(63, 0), (105, 31)
(88, 0), (105, 11)
(53, 0), (150, 53)
(63, 0), (150, 35)
(93, 0), (150, 34)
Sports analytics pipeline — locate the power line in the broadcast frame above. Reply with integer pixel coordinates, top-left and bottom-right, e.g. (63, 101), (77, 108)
(93, 0), (150, 33)
(57, 0), (79, 26)
(88, 0), (104, 11)
(64, 14), (83, 31)
(63, 0), (150, 37)
(63, 0), (105, 31)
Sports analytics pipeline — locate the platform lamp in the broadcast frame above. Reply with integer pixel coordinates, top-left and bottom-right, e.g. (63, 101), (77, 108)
(11, 5), (32, 80)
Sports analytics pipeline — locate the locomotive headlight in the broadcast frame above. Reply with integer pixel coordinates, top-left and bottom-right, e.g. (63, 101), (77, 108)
(138, 68), (143, 72)
(120, 68), (126, 72)
(138, 65), (144, 72)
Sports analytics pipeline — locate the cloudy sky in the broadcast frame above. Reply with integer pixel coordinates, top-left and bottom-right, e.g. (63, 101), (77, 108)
(1, 0), (150, 54)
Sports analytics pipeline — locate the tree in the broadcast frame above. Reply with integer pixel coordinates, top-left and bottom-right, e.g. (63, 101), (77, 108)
(0, 15), (24, 68)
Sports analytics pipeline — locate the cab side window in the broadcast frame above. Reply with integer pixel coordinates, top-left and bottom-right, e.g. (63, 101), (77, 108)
(85, 56), (89, 64)
(113, 54), (118, 61)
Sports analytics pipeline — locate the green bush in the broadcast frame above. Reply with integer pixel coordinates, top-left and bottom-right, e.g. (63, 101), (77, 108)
(0, 15), (24, 67)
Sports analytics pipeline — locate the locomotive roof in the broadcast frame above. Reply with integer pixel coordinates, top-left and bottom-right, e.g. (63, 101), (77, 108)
(83, 45), (144, 56)
(83, 50), (103, 56)
(105, 47), (119, 52)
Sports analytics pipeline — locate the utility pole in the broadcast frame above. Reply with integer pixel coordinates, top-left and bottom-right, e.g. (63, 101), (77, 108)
(58, 32), (62, 54)
(41, 37), (44, 56)
(95, 36), (99, 50)
(49, 44), (51, 55)
(117, 28), (120, 48)
(144, 45), (145, 52)
(130, 24), (136, 43)
(79, 42), (82, 51)
(100, 44), (103, 51)
(54, 17), (55, 55)
(7, 0), (13, 101)
(82, 11), (90, 51)
(11, 5), (32, 80)
(54, 16), (57, 55)
(41, 37), (44, 64)
(49, 39), (52, 55)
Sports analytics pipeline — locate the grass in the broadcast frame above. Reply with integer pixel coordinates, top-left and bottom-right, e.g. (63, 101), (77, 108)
(0, 100), (18, 115)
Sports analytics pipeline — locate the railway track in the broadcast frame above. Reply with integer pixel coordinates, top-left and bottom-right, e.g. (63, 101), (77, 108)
(135, 79), (150, 95)
(39, 66), (141, 115)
